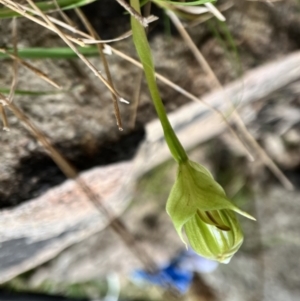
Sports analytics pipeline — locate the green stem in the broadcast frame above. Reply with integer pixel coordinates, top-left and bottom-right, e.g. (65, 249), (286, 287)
(130, 0), (188, 163)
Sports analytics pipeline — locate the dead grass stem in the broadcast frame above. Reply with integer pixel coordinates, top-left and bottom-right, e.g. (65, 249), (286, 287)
(167, 10), (293, 190)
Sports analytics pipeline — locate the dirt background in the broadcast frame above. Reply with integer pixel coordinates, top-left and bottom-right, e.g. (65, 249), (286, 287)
(0, 0), (300, 300)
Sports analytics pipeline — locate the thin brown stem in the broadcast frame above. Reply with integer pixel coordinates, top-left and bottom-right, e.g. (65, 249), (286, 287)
(25, 0), (124, 102)
(53, 0), (76, 27)
(74, 8), (123, 131)
(115, 0), (149, 27)
(0, 105), (9, 131)
(130, 70), (143, 129)
(167, 10), (293, 190)
(0, 0), (85, 46)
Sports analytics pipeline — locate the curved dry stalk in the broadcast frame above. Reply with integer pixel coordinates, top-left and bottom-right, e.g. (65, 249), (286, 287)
(0, 0), (133, 46)
(0, 1), (122, 102)
(79, 31), (132, 45)
(167, 10), (293, 190)
(74, 8), (123, 131)
(0, 0), (86, 46)
(25, 0), (126, 104)
(187, 1), (234, 28)
(204, 3), (226, 21)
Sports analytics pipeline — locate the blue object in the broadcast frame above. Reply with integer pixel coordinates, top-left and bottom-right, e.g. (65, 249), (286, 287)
(131, 249), (218, 294)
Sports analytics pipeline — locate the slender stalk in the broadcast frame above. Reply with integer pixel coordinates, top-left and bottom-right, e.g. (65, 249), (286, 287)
(130, 0), (188, 163)
(74, 7), (123, 131)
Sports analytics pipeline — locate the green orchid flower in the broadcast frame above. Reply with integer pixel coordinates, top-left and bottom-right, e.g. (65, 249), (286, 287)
(166, 160), (255, 263)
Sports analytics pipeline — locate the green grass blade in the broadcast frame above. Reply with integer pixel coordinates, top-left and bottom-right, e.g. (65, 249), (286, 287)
(0, 0), (97, 19)
(0, 88), (66, 96)
(0, 47), (99, 59)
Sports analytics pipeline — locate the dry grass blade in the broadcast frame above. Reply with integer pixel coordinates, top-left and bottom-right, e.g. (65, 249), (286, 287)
(79, 31), (132, 44)
(74, 8), (123, 131)
(0, 105), (9, 131)
(0, 0), (86, 46)
(0, 0), (133, 46)
(187, 1), (233, 28)
(53, 0), (76, 27)
(0, 1), (144, 49)
(109, 46), (239, 115)
(130, 70), (143, 129)
(204, 3), (226, 21)
(167, 10), (293, 190)
(77, 14), (159, 44)
(24, 0), (126, 103)
(115, 0), (150, 27)
(0, 48), (61, 89)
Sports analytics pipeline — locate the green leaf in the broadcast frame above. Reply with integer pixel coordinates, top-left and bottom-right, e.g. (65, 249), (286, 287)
(0, 47), (99, 59)
(0, 88), (66, 96)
